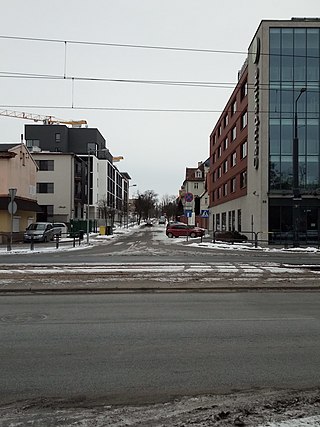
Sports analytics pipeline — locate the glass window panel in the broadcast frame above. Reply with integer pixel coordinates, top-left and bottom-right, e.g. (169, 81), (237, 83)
(306, 86), (319, 119)
(269, 85), (281, 116)
(307, 57), (319, 81)
(270, 28), (281, 53)
(306, 119), (319, 155)
(269, 156), (281, 189)
(282, 28), (293, 54)
(294, 28), (306, 57)
(281, 119), (293, 154)
(281, 86), (293, 115)
(307, 28), (319, 57)
(306, 156), (319, 188)
(281, 156), (293, 189)
(270, 119), (281, 154)
(270, 55), (281, 81)
(294, 56), (306, 82)
(298, 118), (306, 155)
(298, 157), (307, 188)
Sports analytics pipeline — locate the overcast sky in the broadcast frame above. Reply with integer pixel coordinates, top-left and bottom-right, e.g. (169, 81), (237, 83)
(1, 1), (319, 200)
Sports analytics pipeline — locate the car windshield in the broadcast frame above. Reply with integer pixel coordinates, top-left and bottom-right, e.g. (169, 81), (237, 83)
(28, 224), (46, 230)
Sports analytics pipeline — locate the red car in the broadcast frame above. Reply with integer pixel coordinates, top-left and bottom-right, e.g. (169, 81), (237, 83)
(166, 223), (205, 238)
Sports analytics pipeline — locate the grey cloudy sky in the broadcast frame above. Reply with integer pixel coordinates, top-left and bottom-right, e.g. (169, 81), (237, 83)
(1, 0), (319, 199)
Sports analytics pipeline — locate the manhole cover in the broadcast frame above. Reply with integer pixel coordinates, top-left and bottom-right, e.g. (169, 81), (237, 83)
(1, 313), (47, 323)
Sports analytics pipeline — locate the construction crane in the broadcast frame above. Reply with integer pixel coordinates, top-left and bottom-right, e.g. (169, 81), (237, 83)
(0, 109), (87, 127)
(112, 156), (124, 162)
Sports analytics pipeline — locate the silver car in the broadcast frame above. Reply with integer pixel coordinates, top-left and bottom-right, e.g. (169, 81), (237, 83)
(23, 222), (59, 243)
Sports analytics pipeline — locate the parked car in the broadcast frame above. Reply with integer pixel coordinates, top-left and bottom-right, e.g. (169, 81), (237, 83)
(145, 219), (153, 227)
(214, 230), (248, 242)
(53, 222), (68, 236)
(159, 216), (166, 225)
(23, 222), (60, 243)
(166, 223), (205, 238)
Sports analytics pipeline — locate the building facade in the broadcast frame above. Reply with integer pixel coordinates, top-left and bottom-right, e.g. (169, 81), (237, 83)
(179, 159), (210, 228)
(32, 152), (87, 223)
(0, 143), (40, 239)
(25, 124), (131, 226)
(209, 18), (320, 243)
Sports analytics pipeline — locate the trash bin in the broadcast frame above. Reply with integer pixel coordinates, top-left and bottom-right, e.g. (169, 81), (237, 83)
(99, 226), (106, 235)
(106, 226), (113, 235)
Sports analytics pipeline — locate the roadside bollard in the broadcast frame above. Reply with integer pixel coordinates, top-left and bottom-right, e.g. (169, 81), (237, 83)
(55, 234), (60, 249)
(30, 236), (34, 251)
(6, 235), (11, 252)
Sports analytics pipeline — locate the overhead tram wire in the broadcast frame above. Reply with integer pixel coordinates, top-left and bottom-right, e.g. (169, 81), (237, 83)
(0, 34), (319, 59)
(0, 71), (319, 94)
(1, 104), (318, 115)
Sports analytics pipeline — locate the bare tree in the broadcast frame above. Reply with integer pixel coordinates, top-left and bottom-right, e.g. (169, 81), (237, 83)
(134, 190), (158, 224)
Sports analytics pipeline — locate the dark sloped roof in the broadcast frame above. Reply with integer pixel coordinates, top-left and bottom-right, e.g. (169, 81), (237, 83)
(0, 143), (19, 152)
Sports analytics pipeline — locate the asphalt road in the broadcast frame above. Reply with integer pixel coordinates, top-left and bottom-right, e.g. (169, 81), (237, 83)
(1, 225), (320, 266)
(1, 292), (319, 405)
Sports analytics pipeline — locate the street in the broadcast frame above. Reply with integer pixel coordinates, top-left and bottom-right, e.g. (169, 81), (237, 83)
(1, 292), (320, 406)
(1, 225), (320, 425)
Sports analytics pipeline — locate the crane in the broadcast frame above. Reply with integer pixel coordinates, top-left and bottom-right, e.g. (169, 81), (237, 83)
(0, 109), (87, 127)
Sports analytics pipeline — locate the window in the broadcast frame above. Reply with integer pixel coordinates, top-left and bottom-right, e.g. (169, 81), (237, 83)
(36, 182), (54, 193)
(241, 111), (248, 129)
(231, 177), (236, 192)
(231, 126), (237, 141)
(240, 141), (247, 159)
(240, 170), (247, 188)
(223, 159), (228, 173)
(241, 81), (248, 100)
(26, 139), (40, 149)
(217, 166), (222, 178)
(223, 138), (229, 150)
(195, 169), (202, 178)
(218, 187), (222, 199)
(218, 145), (222, 158)
(218, 125), (222, 136)
(231, 99), (237, 115)
(237, 209), (242, 232)
(223, 183), (228, 196)
(194, 182), (199, 189)
(231, 151), (237, 167)
(224, 114), (229, 127)
(36, 160), (54, 171)
(55, 133), (61, 143)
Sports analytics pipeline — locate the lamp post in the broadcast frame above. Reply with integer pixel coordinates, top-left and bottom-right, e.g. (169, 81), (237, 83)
(292, 87), (306, 246)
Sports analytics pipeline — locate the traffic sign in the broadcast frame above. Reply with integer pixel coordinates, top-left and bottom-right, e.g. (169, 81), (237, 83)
(184, 210), (192, 218)
(185, 192), (193, 202)
(201, 209), (209, 218)
(8, 201), (17, 214)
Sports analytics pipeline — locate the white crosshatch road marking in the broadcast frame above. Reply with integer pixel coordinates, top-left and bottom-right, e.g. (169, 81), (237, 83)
(0, 262), (308, 276)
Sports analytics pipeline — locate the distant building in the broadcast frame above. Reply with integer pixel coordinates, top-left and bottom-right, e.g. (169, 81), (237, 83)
(179, 159), (210, 228)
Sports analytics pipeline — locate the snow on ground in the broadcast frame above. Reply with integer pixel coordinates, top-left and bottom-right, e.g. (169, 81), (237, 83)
(1, 223), (320, 256)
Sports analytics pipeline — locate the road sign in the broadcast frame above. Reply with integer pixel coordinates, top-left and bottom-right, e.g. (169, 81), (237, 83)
(184, 210), (192, 218)
(8, 188), (17, 201)
(184, 192), (193, 202)
(201, 209), (209, 218)
(8, 201), (17, 215)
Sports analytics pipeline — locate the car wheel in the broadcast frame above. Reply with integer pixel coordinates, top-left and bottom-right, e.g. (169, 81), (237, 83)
(190, 232), (196, 238)
(167, 232), (174, 238)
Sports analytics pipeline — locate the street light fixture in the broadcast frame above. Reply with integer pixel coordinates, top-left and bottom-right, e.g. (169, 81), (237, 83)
(292, 87), (306, 246)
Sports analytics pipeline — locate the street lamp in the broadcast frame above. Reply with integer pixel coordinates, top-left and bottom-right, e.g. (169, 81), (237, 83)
(292, 87), (306, 246)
